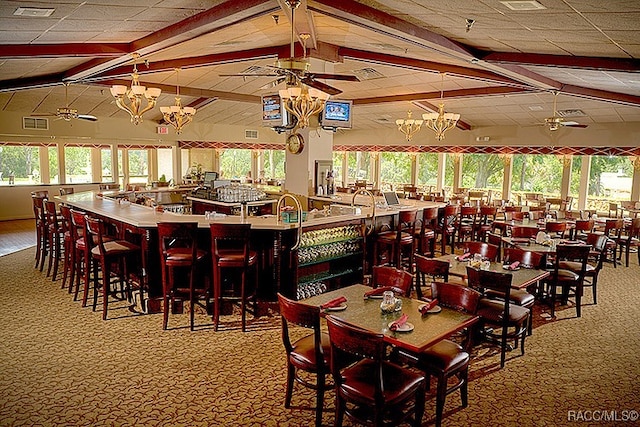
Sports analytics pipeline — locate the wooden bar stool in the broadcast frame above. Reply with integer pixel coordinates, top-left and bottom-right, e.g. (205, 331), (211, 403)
(85, 216), (141, 320)
(70, 209), (91, 304)
(415, 206), (438, 257)
(374, 209), (417, 272)
(31, 194), (48, 271)
(43, 200), (64, 281)
(210, 223), (258, 332)
(157, 222), (209, 331)
(58, 205), (74, 291)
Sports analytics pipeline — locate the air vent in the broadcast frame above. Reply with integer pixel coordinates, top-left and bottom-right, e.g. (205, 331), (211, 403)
(366, 42), (404, 52)
(245, 129), (258, 139)
(14, 7), (55, 17)
(239, 65), (272, 75)
(528, 105), (544, 111)
(557, 109), (586, 118)
(23, 117), (49, 130)
(352, 68), (385, 81)
(500, 1), (546, 11)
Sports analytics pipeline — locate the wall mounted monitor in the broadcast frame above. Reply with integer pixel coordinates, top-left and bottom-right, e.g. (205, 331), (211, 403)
(320, 99), (353, 129)
(261, 94), (294, 129)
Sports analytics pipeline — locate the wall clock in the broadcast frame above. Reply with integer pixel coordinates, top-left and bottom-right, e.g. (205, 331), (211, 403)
(286, 132), (304, 154)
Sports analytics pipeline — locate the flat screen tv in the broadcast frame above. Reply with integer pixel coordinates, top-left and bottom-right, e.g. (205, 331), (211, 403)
(320, 99), (353, 129)
(203, 171), (218, 187)
(261, 94), (294, 129)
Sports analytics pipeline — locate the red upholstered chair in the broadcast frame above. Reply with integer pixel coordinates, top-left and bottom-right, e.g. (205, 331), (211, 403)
(277, 293), (330, 427)
(210, 223), (258, 332)
(326, 315), (425, 427)
(435, 204), (459, 255)
(58, 205), (74, 291)
(85, 216), (141, 320)
(395, 282), (480, 427)
(371, 265), (413, 297)
(462, 241), (499, 262)
(455, 206), (478, 244)
(414, 255), (449, 301)
(467, 267), (529, 368)
(158, 222), (209, 330)
(475, 205), (497, 242)
(545, 221), (567, 239)
(511, 226), (538, 239)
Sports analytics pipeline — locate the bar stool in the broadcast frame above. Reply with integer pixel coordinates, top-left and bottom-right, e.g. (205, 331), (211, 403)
(435, 204), (459, 255)
(43, 200), (64, 281)
(58, 205), (74, 291)
(374, 209), (417, 272)
(210, 223), (258, 332)
(415, 206), (438, 257)
(70, 209), (91, 304)
(31, 194), (48, 271)
(85, 216), (141, 320)
(157, 222), (209, 331)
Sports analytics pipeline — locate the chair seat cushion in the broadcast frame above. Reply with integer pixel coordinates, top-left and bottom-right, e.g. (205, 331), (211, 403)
(478, 298), (529, 324)
(339, 359), (424, 405)
(217, 249), (258, 267)
(377, 232), (413, 244)
(91, 240), (140, 257)
(485, 289), (535, 307)
(554, 268), (580, 281)
(164, 247), (208, 266)
(290, 332), (331, 370)
(417, 339), (469, 373)
(559, 261), (595, 274)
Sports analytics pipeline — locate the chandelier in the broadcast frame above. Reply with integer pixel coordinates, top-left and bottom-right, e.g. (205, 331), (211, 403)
(421, 73), (460, 141)
(279, 84), (329, 130)
(109, 54), (161, 125)
(160, 69), (196, 134)
(395, 111), (423, 141)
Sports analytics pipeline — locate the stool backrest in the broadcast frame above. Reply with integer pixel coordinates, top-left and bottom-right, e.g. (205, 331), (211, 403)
(157, 222), (199, 263)
(371, 265), (413, 297)
(210, 223), (252, 263)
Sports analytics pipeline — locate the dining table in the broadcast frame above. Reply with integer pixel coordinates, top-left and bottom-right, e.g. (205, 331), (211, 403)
(303, 284), (479, 354)
(501, 236), (593, 255)
(436, 253), (550, 289)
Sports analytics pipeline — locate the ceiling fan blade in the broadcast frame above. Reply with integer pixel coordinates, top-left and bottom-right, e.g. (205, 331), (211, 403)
(260, 77), (286, 90)
(301, 77), (342, 96)
(219, 73), (279, 77)
(77, 114), (98, 121)
(563, 122), (588, 128)
(308, 73), (360, 82)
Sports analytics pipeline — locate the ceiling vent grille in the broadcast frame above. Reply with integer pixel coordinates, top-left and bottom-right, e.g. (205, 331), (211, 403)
(500, 1), (546, 11)
(23, 117), (49, 130)
(239, 65), (271, 75)
(353, 68), (385, 80)
(13, 7), (55, 17)
(245, 129), (258, 139)
(557, 109), (586, 118)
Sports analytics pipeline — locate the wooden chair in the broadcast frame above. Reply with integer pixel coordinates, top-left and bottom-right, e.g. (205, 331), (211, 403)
(475, 205), (497, 241)
(615, 217), (640, 267)
(602, 219), (623, 268)
(158, 222), (209, 330)
(560, 233), (607, 306)
(277, 293), (330, 427)
(326, 315), (425, 427)
(414, 255), (449, 301)
(210, 223), (258, 332)
(85, 216), (141, 320)
(455, 206), (477, 244)
(435, 205), (459, 255)
(58, 205), (74, 292)
(59, 187), (74, 195)
(486, 232), (503, 262)
(31, 194), (48, 271)
(43, 200), (64, 281)
(374, 209), (417, 272)
(466, 267), (529, 368)
(572, 219), (594, 241)
(394, 282), (480, 427)
(414, 206), (438, 257)
(462, 241), (499, 262)
(70, 209), (91, 304)
(371, 265), (413, 297)
(545, 244), (591, 318)
(545, 221), (567, 238)
(511, 226), (538, 239)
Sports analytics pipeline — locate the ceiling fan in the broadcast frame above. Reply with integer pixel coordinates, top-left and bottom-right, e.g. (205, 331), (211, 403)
(220, 0), (359, 95)
(33, 83), (97, 122)
(543, 92), (587, 131)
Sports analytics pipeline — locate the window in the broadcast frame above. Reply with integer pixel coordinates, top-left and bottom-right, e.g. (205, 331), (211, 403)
(64, 146), (92, 183)
(128, 149), (149, 184)
(262, 149), (285, 180)
(0, 145), (40, 185)
(220, 149), (251, 180)
(461, 153), (503, 191)
(47, 146), (58, 184)
(587, 155), (633, 211)
(511, 154), (562, 200)
(347, 151), (372, 184)
(101, 148), (113, 182)
(380, 152), (410, 190)
(416, 153), (438, 187)
(157, 148), (173, 183)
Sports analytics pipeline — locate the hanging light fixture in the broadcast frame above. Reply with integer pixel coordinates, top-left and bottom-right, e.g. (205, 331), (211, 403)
(395, 111), (423, 142)
(422, 73), (460, 141)
(279, 84), (329, 130)
(109, 53), (161, 125)
(160, 68), (196, 134)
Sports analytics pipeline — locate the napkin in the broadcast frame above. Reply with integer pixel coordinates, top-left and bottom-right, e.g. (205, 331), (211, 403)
(389, 313), (408, 331)
(363, 286), (393, 299)
(419, 299), (439, 314)
(320, 296), (347, 309)
(455, 252), (471, 261)
(505, 261), (520, 270)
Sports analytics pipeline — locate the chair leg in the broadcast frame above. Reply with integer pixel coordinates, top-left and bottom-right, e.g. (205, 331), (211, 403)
(315, 373), (325, 427)
(102, 260), (110, 320)
(460, 369), (469, 408)
(284, 363), (295, 408)
(435, 373), (447, 427)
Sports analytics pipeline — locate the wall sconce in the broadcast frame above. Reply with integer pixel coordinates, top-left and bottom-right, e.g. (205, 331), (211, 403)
(557, 154), (572, 168)
(632, 156), (640, 172)
(498, 153), (512, 166)
(449, 152), (462, 164)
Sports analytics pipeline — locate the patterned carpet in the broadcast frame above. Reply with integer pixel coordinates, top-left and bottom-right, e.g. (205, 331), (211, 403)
(0, 248), (639, 427)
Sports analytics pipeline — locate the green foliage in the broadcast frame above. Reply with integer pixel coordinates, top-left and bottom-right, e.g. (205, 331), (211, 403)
(462, 153), (502, 189)
(347, 151), (371, 182)
(417, 153), (438, 185)
(511, 154), (562, 195)
(262, 149), (285, 179)
(0, 146), (39, 179)
(220, 149), (251, 179)
(380, 152), (410, 187)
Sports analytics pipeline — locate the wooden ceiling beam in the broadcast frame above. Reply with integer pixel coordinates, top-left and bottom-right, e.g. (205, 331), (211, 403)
(0, 43), (129, 59)
(354, 86), (532, 105)
(478, 51), (640, 73)
(560, 84), (640, 107)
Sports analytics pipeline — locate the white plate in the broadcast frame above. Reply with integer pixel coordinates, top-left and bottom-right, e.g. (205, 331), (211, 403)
(324, 304), (347, 312)
(388, 321), (414, 332)
(502, 265), (520, 271)
(366, 294), (384, 299)
(418, 304), (442, 314)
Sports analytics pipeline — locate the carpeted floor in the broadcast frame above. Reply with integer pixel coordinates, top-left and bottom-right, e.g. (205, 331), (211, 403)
(0, 247), (638, 426)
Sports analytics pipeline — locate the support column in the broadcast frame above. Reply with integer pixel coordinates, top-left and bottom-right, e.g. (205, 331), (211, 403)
(110, 143), (119, 185)
(39, 146), (50, 184)
(452, 153), (463, 192)
(284, 128), (334, 202)
(173, 145), (182, 184)
(560, 155), (572, 200)
(57, 143), (66, 185)
(578, 155), (591, 211)
(436, 153), (445, 193)
(341, 151), (348, 188)
(410, 152), (417, 186)
(91, 147), (101, 182)
(501, 154), (513, 201)
(372, 152), (381, 190)
(632, 157), (640, 202)
(148, 148), (158, 182)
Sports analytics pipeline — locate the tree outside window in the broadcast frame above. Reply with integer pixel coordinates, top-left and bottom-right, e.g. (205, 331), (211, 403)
(64, 146), (92, 183)
(416, 153), (438, 188)
(587, 156), (632, 211)
(347, 152), (371, 184)
(511, 154), (563, 200)
(380, 152), (410, 190)
(220, 149), (251, 180)
(0, 145), (40, 185)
